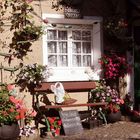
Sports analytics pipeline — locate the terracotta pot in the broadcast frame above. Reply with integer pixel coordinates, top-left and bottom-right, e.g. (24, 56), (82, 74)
(0, 123), (20, 140)
(106, 111), (121, 123)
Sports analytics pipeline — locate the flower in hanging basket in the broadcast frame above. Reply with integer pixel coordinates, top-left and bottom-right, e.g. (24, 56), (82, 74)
(104, 16), (128, 38)
(99, 54), (131, 79)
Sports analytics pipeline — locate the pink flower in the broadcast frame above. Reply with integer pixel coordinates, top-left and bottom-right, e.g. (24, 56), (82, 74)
(43, 18), (48, 24)
(7, 84), (15, 91)
(30, 110), (37, 117)
(119, 99), (124, 104)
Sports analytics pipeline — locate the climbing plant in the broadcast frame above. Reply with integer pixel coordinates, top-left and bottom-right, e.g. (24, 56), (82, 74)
(0, 0), (44, 61)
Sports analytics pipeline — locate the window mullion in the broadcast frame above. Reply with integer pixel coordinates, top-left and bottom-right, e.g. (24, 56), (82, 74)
(68, 29), (72, 67)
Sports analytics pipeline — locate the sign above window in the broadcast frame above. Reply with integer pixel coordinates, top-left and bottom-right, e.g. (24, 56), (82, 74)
(64, 7), (82, 19)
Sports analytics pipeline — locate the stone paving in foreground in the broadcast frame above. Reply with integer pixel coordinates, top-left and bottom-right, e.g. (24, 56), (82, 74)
(20, 121), (140, 140)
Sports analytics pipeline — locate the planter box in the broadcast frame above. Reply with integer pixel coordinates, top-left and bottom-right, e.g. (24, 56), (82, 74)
(82, 119), (103, 129)
(79, 110), (91, 120)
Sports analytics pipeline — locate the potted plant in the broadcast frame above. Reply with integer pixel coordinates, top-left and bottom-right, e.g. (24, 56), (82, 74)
(0, 84), (34, 139)
(15, 63), (53, 92)
(90, 80), (124, 123)
(0, 84), (37, 139)
(47, 117), (62, 136)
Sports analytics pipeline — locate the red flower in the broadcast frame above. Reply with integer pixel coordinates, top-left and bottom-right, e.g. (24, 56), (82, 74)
(15, 115), (20, 120)
(55, 128), (60, 135)
(58, 120), (62, 126)
(18, 108), (27, 119)
(48, 117), (55, 124)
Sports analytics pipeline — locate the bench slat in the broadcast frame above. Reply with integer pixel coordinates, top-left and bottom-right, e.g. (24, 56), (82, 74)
(34, 81), (96, 92)
(45, 102), (107, 109)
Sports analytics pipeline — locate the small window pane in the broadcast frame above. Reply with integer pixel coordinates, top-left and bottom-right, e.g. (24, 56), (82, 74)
(58, 55), (68, 66)
(58, 31), (67, 40)
(83, 42), (91, 53)
(83, 55), (91, 66)
(82, 31), (91, 41)
(72, 42), (81, 53)
(48, 42), (57, 53)
(59, 42), (67, 53)
(72, 30), (81, 40)
(72, 55), (81, 66)
(48, 55), (57, 66)
(47, 30), (57, 40)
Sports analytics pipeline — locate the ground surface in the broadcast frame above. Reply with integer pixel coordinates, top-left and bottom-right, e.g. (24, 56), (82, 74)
(53, 121), (140, 140)
(22, 120), (140, 140)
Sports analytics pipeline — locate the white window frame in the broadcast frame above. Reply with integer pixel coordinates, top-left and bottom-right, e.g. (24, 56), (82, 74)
(42, 14), (103, 82)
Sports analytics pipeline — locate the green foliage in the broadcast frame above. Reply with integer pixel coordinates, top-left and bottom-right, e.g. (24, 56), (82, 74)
(0, 84), (20, 124)
(0, 0), (44, 61)
(90, 80), (124, 113)
(15, 63), (52, 91)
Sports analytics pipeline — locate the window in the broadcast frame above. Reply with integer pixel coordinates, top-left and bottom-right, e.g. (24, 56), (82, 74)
(43, 16), (102, 81)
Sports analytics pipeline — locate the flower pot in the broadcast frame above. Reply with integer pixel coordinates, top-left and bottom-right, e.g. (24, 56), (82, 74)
(0, 123), (20, 140)
(130, 115), (140, 122)
(106, 111), (121, 123)
(82, 119), (103, 129)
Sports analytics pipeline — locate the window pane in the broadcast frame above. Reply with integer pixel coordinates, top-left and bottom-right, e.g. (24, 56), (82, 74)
(72, 42), (81, 53)
(82, 31), (91, 41)
(58, 31), (67, 40)
(48, 42), (57, 53)
(47, 30), (57, 40)
(83, 55), (91, 66)
(58, 55), (68, 66)
(48, 55), (57, 66)
(72, 55), (81, 66)
(59, 42), (67, 53)
(72, 30), (81, 40)
(83, 42), (91, 53)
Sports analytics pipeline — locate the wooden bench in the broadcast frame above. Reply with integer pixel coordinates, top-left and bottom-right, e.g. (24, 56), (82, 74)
(33, 81), (107, 108)
(33, 81), (107, 136)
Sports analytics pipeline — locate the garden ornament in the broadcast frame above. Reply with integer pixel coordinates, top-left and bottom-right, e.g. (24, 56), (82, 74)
(51, 82), (65, 104)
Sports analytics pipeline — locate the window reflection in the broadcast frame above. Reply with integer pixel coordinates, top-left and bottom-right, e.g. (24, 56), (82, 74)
(83, 55), (91, 66)
(72, 55), (81, 66)
(58, 55), (68, 66)
(48, 55), (57, 66)
(58, 31), (67, 40)
(72, 30), (81, 40)
(83, 42), (91, 53)
(48, 42), (57, 53)
(59, 42), (67, 53)
(72, 42), (81, 53)
(47, 30), (57, 40)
